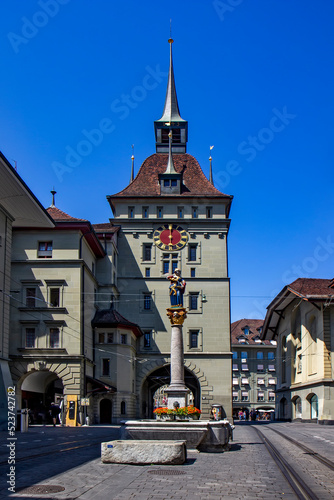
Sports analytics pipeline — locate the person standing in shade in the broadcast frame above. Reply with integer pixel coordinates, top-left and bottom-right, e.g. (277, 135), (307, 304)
(50, 402), (61, 427)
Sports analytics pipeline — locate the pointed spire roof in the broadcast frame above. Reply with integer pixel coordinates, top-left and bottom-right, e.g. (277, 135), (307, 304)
(164, 130), (177, 174)
(156, 39), (186, 124)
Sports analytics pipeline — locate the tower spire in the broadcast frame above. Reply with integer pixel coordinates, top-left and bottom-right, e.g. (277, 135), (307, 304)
(50, 188), (56, 207)
(154, 38), (188, 154)
(164, 130), (177, 174)
(159, 38), (184, 123)
(209, 146), (214, 185)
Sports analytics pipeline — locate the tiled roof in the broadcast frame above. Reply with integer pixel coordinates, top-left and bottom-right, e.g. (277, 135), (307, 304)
(109, 154), (231, 198)
(92, 223), (118, 233)
(231, 319), (272, 345)
(47, 206), (88, 222)
(91, 309), (142, 337)
(288, 278), (334, 298)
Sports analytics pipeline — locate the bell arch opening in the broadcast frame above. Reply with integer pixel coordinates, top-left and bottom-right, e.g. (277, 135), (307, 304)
(141, 364), (200, 418)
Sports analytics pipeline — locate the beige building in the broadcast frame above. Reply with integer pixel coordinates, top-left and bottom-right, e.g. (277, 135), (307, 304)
(262, 278), (334, 423)
(9, 201), (120, 425)
(107, 39), (233, 420)
(231, 319), (276, 419)
(0, 152), (54, 430)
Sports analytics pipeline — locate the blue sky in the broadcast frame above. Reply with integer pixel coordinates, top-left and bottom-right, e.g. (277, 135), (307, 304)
(1, 1), (333, 322)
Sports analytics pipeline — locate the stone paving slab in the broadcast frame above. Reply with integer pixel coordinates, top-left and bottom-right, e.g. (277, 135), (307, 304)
(2, 424), (298, 499)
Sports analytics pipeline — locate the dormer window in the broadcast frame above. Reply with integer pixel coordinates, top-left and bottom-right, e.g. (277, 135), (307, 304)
(243, 327), (249, 335)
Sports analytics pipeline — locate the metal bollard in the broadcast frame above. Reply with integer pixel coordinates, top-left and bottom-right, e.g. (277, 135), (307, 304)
(20, 409), (29, 432)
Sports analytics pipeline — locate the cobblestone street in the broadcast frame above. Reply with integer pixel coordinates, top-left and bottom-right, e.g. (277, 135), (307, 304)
(3, 422), (334, 499)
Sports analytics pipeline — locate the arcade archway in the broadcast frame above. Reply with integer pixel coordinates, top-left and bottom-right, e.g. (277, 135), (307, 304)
(141, 364), (200, 418)
(21, 371), (64, 424)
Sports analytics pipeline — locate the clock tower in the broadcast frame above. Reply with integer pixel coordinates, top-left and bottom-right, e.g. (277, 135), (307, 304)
(107, 39), (233, 420)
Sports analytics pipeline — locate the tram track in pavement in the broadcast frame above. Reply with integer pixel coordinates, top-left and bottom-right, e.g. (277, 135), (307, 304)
(266, 426), (334, 471)
(0, 436), (109, 466)
(253, 425), (334, 500)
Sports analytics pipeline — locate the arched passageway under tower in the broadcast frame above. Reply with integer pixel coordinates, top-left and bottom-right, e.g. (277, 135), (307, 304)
(141, 364), (200, 418)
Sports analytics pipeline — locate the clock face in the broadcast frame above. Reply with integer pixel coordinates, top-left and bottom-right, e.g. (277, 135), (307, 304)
(153, 224), (188, 251)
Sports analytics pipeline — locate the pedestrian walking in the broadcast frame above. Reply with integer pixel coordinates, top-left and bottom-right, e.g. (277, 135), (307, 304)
(50, 402), (61, 427)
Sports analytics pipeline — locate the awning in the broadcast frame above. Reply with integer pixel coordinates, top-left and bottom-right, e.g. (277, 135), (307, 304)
(86, 376), (116, 393)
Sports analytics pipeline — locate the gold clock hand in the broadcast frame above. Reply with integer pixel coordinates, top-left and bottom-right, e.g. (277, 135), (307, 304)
(169, 224), (173, 246)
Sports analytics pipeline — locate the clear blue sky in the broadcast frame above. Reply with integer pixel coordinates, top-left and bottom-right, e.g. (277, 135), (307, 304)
(1, 1), (333, 322)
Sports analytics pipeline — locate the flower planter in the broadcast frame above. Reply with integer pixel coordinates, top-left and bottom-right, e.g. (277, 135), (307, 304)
(189, 414), (200, 420)
(164, 415), (175, 421)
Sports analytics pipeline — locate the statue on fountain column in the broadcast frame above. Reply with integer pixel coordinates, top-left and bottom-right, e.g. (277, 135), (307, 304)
(167, 269), (186, 307)
(166, 269), (187, 325)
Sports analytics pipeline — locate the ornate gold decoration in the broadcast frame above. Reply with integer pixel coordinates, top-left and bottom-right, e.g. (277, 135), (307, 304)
(166, 307), (187, 325)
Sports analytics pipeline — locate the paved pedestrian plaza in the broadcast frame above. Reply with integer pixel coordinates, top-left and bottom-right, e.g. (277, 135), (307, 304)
(1, 422), (334, 499)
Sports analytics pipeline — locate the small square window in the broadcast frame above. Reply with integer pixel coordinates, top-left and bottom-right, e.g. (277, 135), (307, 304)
(145, 268), (150, 278)
(38, 241), (52, 258)
(192, 207), (198, 218)
(241, 392), (249, 401)
(143, 244), (152, 261)
(268, 364), (275, 372)
(257, 391), (264, 402)
(171, 179), (177, 187)
(257, 351), (264, 360)
(241, 377), (249, 385)
(190, 330), (198, 348)
(206, 207), (212, 218)
(142, 207), (149, 218)
(50, 288), (60, 307)
(232, 377), (239, 385)
(257, 364), (264, 372)
(269, 392), (275, 401)
(107, 333), (113, 343)
(121, 334), (127, 345)
(268, 351), (275, 360)
(144, 294), (151, 310)
(157, 207), (163, 218)
(268, 378), (276, 385)
(50, 328), (60, 348)
(25, 328), (35, 348)
(144, 331), (151, 348)
(26, 288), (36, 308)
(241, 364), (248, 371)
(163, 180), (170, 187)
(178, 207), (184, 218)
(98, 332), (105, 343)
(232, 351), (238, 359)
(190, 268), (196, 278)
(188, 245), (197, 262)
(128, 207), (134, 218)
(232, 364), (238, 371)
(258, 378), (265, 385)
(232, 391), (238, 401)
(163, 261), (169, 274)
(189, 293), (199, 311)
(102, 358), (110, 376)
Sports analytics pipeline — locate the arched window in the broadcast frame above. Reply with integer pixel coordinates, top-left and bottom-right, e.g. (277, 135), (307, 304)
(232, 351), (238, 359)
(309, 394), (318, 419)
(120, 401), (126, 415)
(268, 351), (274, 360)
(257, 351), (264, 360)
(294, 396), (302, 419)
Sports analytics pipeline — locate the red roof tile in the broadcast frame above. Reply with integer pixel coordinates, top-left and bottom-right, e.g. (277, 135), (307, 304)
(109, 153), (231, 198)
(288, 278), (334, 297)
(47, 206), (88, 222)
(92, 223), (118, 233)
(231, 319), (272, 345)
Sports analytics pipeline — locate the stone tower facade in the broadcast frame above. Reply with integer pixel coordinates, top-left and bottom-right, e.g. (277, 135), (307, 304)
(107, 39), (233, 419)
